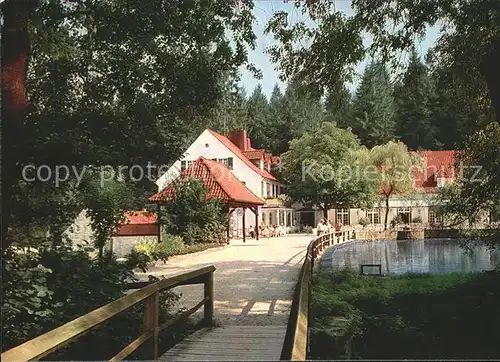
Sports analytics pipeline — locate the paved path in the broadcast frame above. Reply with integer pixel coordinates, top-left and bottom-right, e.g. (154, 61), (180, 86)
(137, 234), (311, 326)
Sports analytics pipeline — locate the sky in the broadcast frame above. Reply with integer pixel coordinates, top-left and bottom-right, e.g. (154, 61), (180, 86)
(239, 0), (441, 97)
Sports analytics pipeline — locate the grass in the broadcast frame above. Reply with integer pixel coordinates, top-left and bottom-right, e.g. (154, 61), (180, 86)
(310, 269), (500, 360)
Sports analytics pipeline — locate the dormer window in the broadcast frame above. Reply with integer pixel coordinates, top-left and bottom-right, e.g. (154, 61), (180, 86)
(435, 169), (447, 187)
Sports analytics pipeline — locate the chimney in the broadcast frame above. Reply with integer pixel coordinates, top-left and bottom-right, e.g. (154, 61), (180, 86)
(227, 130), (249, 151)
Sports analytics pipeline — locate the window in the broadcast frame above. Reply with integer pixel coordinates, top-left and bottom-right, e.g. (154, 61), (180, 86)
(428, 207), (443, 224)
(279, 211), (284, 225)
(180, 160), (194, 171)
(214, 157), (233, 169)
(336, 208), (350, 226)
(272, 184), (276, 197)
(366, 209), (380, 224)
(266, 183), (271, 198)
(261, 181), (264, 197)
(398, 207), (411, 224)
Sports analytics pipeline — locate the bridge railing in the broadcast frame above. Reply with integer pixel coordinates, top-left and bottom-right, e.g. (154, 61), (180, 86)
(280, 229), (355, 361)
(1, 265), (216, 362)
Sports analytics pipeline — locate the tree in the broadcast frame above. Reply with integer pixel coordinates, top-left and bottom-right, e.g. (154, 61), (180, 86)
(352, 60), (396, 147)
(281, 122), (378, 218)
(427, 50), (495, 149)
(245, 84), (270, 149)
(395, 51), (439, 150)
(266, 0), (500, 122)
(370, 141), (421, 230)
(324, 81), (354, 129)
(161, 178), (228, 245)
(439, 123), (500, 247)
(1, 0), (258, 250)
(265, 76), (325, 155)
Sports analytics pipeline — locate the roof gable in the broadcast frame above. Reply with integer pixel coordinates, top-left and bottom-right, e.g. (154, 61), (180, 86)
(149, 157), (265, 206)
(207, 129), (277, 181)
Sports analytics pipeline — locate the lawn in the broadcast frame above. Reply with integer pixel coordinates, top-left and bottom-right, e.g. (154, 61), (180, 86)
(310, 269), (500, 360)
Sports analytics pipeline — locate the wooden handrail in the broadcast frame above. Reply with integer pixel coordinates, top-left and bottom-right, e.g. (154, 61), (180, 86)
(281, 229), (355, 361)
(1, 265), (216, 362)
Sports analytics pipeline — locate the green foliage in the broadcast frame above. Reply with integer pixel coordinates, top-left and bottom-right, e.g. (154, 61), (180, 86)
(395, 51), (439, 150)
(281, 122), (378, 216)
(310, 270), (500, 359)
(412, 216), (423, 224)
(352, 60), (396, 147)
(161, 178), (227, 245)
(371, 141), (421, 229)
(1, 243), (185, 357)
(390, 214), (405, 228)
(2, 248), (58, 348)
(358, 216), (369, 227)
(7, 0), (259, 248)
(439, 122), (500, 248)
(266, 0), (500, 121)
(324, 81), (354, 129)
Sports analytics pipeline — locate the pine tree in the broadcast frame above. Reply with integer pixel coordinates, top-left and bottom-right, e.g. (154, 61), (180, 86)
(352, 61), (396, 147)
(324, 81), (354, 129)
(246, 84), (270, 148)
(395, 51), (439, 150)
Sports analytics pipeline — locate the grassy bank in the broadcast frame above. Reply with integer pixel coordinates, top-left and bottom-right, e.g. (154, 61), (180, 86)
(310, 270), (500, 360)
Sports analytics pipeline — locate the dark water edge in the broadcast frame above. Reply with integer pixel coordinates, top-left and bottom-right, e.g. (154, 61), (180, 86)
(320, 238), (500, 275)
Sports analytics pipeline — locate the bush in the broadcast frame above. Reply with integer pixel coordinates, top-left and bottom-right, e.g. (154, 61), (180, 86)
(161, 178), (227, 244)
(1, 243), (189, 360)
(359, 216), (370, 227)
(135, 235), (219, 259)
(390, 214), (404, 228)
(310, 270), (500, 360)
(412, 216), (423, 223)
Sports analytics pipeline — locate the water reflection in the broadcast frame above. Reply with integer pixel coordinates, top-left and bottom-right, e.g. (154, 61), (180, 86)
(321, 238), (499, 275)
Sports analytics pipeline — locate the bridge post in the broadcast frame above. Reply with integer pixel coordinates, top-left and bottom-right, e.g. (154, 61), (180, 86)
(204, 271), (214, 326)
(143, 292), (159, 359)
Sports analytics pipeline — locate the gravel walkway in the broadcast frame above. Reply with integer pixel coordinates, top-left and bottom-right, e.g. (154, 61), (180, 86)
(136, 234), (312, 326)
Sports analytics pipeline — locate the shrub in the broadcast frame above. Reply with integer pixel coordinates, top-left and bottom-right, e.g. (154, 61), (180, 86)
(390, 214), (404, 228)
(359, 216), (370, 227)
(1, 243), (185, 359)
(412, 216), (423, 223)
(161, 178), (227, 244)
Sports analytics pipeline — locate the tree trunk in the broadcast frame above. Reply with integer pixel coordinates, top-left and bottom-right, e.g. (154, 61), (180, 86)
(481, 37), (500, 122)
(384, 196), (390, 231)
(322, 205), (329, 219)
(1, 0), (36, 251)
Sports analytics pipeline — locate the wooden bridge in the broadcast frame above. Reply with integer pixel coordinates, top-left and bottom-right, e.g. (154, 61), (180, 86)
(1, 230), (355, 361)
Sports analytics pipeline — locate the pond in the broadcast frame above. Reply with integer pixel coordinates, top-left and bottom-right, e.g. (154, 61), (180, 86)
(320, 238), (500, 275)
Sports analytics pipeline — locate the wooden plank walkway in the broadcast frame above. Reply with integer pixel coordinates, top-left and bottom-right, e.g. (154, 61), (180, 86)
(158, 326), (286, 361)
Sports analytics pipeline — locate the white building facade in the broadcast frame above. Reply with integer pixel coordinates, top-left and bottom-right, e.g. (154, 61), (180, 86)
(156, 129), (296, 237)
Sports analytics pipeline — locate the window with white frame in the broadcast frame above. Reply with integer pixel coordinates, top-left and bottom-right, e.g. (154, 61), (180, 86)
(428, 207), (444, 224)
(366, 209), (380, 224)
(336, 208), (350, 225)
(180, 160), (195, 171)
(397, 207), (411, 224)
(214, 157), (233, 170)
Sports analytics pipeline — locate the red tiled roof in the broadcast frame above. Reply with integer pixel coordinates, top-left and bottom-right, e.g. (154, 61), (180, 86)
(124, 210), (157, 224)
(207, 129), (277, 181)
(149, 157), (265, 206)
(113, 210), (157, 235)
(242, 149), (265, 160)
(378, 150), (457, 194)
(414, 150), (457, 192)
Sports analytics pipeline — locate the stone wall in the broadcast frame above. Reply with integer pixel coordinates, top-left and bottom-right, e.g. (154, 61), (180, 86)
(111, 235), (157, 259)
(63, 210), (95, 248)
